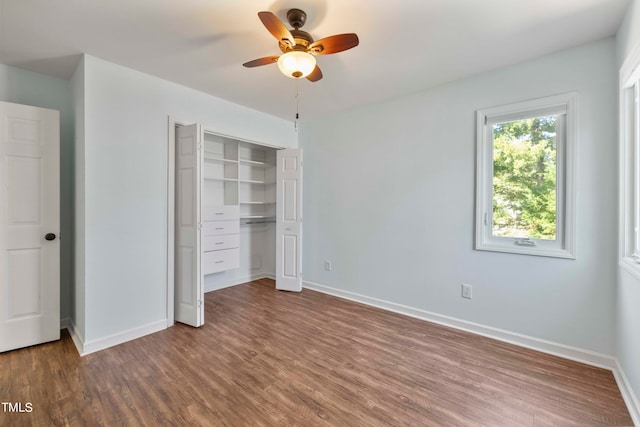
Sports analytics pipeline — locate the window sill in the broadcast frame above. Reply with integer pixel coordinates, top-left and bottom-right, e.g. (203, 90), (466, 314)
(475, 241), (575, 259)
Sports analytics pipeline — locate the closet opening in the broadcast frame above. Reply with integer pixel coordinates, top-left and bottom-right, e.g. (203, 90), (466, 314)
(167, 118), (302, 327)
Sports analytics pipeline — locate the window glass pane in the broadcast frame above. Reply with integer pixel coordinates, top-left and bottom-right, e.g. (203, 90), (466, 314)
(492, 115), (558, 240)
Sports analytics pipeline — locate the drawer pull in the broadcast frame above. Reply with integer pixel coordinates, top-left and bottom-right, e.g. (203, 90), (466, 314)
(215, 212), (224, 215)
(215, 242), (224, 245)
(215, 261), (224, 264)
(215, 227), (224, 230)
(286, 227), (292, 231)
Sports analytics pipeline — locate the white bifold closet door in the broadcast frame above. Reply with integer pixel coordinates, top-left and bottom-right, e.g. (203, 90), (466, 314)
(175, 123), (204, 327)
(0, 101), (60, 352)
(174, 123), (303, 327)
(275, 148), (302, 292)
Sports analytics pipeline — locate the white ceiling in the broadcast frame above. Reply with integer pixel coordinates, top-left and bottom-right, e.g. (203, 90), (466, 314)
(0, 0), (631, 121)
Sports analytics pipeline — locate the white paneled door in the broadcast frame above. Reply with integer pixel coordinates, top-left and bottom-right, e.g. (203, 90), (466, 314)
(276, 149), (302, 292)
(0, 101), (60, 353)
(175, 124), (203, 327)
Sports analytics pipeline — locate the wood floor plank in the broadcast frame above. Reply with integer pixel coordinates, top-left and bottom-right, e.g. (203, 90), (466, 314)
(0, 279), (633, 426)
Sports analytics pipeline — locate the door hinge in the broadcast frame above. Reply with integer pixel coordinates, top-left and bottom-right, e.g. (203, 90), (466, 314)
(198, 299), (203, 308)
(197, 143), (203, 151)
(197, 223), (202, 230)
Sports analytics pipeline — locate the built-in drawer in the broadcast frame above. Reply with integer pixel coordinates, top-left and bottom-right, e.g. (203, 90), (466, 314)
(202, 205), (239, 221)
(202, 248), (239, 275)
(202, 220), (240, 236)
(203, 234), (240, 252)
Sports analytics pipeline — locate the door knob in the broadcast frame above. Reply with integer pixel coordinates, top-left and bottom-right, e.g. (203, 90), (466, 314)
(45, 233), (56, 241)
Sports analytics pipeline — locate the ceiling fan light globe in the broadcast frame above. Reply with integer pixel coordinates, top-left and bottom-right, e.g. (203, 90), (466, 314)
(277, 51), (316, 79)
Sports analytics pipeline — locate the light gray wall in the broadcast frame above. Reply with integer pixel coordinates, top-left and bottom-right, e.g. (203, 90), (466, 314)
(0, 63), (74, 323)
(79, 55), (296, 342)
(616, 0), (640, 411)
(299, 38), (618, 355)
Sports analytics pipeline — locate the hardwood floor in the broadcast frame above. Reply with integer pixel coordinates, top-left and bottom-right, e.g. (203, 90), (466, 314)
(0, 279), (633, 426)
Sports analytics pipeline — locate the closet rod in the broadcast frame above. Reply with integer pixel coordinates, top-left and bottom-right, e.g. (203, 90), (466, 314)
(241, 220), (276, 225)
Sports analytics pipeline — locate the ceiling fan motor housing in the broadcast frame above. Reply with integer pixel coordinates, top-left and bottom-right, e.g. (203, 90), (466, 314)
(287, 8), (307, 29)
(279, 29), (313, 53)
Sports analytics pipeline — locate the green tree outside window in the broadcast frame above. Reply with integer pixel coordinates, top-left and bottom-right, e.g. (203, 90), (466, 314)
(492, 116), (557, 240)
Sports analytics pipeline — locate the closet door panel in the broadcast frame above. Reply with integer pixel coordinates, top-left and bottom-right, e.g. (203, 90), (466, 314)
(175, 123), (204, 327)
(276, 148), (302, 292)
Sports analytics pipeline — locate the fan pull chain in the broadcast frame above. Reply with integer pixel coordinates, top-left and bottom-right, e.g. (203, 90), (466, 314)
(294, 81), (300, 132)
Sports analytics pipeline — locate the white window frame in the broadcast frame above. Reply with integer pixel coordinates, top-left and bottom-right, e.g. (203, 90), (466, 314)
(619, 43), (640, 277)
(475, 93), (577, 259)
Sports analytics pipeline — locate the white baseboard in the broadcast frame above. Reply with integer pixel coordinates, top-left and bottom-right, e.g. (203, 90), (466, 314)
(205, 273), (275, 293)
(302, 281), (616, 369)
(613, 360), (640, 426)
(66, 320), (85, 356)
(60, 317), (71, 330)
(66, 319), (167, 356)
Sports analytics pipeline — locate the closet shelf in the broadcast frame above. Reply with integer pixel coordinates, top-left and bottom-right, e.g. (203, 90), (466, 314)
(239, 159), (271, 167)
(241, 219), (276, 225)
(239, 179), (266, 184)
(204, 155), (238, 163)
(204, 177), (238, 182)
(240, 201), (274, 205)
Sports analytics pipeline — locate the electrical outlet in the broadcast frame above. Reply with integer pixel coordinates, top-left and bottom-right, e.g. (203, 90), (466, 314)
(461, 283), (472, 299)
(324, 261), (332, 271)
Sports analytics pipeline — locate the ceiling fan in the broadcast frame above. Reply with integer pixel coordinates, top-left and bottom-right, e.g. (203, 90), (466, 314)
(243, 8), (359, 82)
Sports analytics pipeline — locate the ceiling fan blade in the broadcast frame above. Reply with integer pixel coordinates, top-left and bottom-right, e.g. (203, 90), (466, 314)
(306, 65), (323, 82)
(243, 56), (280, 67)
(258, 11), (295, 47)
(309, 33), (359, 55)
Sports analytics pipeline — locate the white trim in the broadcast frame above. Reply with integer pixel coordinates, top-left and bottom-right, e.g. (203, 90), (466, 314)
(620, 40), (640, 266)
(485, 104), (568, 125)
(81, 320), (167, 356)
(66, 320), (85, 356)
(66, 320), (167, 356)
(302, 280), (615, 369)
(475, 93), (577, 259)
(167, 116), (176, 327)
(617, 41), (640, 427)
(621, 41), (640, 90)
(613, 359), (640, 426)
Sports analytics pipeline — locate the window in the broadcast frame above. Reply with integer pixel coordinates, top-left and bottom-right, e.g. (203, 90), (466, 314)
(475, 93), (577, 258)
(620, 46), (640, 271)
(631, 80), (640, 259)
